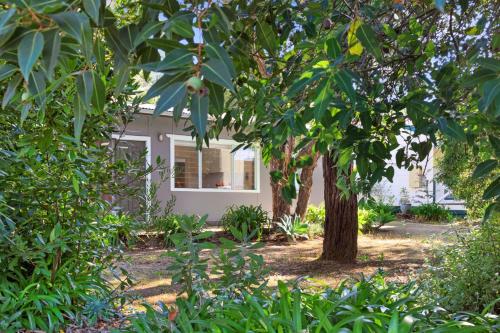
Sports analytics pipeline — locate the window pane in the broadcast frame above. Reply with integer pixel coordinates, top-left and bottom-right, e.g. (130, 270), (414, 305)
(233, 148), (256, 190)
(202, 144), (232, 189)
(174, 141), (199, 188)
(112, 139), (147, 216)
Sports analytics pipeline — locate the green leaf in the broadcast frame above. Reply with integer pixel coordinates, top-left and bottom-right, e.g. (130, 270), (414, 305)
(114, 62), (129, 95)
(476, 57), (500, 72)
(73, 95), (86, 141)
(483, 176), (500, 200)
(191, 93), (209, 137)
(206, 81), (224, 114)
(205, 43), (236, 77)
(314, 79), (332, 120)
(256, 21), (277, 55)
(154, 82), (187, 115)
(83, 0), (101, 25)
(2, 74), (22, 109)
(169, 19), (194, 38)
(472, 159), (498, 179)
(28, 71), (46, 109)
(72, 176), (80, 195)
(134, 21), (163, 48)
(0, 8), (16, 47)
(173, 94), (187, 122)
(325, 38), (341, 59)
(51, 12), (91, 43)
(0, 64), (17, 81)
(76, 71), (94, 107)
(437, 117), (466, 141)
(333, 70), (356, 101)
(18, 31), (44, 81)
(201, 59), (234, 92)
(154, 49), (194, 71)
(356, 23), (382, 60)
(41, 30), (61, 80)
(91, 72), (105, 113)
(479, 78), (500, 115)
(143, 73), (186, 101)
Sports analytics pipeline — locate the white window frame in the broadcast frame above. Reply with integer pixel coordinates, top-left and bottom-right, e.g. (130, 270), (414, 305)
(167, 134), (260, 193)
(111, 134), (152, 206)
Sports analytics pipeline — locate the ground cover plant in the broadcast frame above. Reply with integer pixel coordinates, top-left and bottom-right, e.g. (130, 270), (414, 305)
(410, 203), (453, 223)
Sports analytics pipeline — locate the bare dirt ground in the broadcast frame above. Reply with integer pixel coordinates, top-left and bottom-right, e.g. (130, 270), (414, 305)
(118, 221), (452, 307)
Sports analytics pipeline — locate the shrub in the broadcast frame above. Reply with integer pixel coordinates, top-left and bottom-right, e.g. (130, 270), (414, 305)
(358, 201), (396, 233)
(304, 203), (325, 225)
(276, 215), (309, 242)
(421, 222), (500, 313)
(103, 213), (138, 247)
(155, 214), (198, 247)
(220, 205), (269, 240)
(411, 203), (453, 222)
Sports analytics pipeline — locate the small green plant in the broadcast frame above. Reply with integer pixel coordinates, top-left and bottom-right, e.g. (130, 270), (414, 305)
(220, 205), (269, 240)
(358, 200), (396, 233)
(154, 214), (198, 247)
(103, 213), (138, 247)
(304, 203), (325, 225)
(276, 215), (309, 242)
(165, 214), (214, 298)
(410, 203), (453, 223)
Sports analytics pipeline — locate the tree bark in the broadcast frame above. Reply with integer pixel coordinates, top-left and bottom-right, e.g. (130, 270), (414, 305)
(321, 150), (358, 263)
(270, 137), (294, 221)
(294, 150), (320, 219)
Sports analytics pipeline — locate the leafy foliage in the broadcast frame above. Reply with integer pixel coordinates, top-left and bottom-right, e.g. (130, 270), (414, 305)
(129, 272), (497, 332)
(421, 222), (500, 313)
(410, 203), (453, 223)
(358, 201), (396, 233)
(304, 204), (325, 225)
(220, 205), (269, 240)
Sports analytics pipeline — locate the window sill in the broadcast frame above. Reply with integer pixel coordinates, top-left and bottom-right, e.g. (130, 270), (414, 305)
(171, 188), (260, 194)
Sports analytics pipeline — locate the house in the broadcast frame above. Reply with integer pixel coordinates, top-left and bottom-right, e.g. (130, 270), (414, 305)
(112, 107), (465, 221)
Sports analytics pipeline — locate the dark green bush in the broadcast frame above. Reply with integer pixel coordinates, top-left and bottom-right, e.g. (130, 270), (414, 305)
(421, 222), (500, 313)
(358, 200), (396, 233)
(220, 205), (269, 240)
(411, 203), (453, 222)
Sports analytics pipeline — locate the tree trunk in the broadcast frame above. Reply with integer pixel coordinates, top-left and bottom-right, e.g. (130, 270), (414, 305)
(294, 151), (320, 219)
(269, 137), (294, 222)
(321, 150), (358, 263)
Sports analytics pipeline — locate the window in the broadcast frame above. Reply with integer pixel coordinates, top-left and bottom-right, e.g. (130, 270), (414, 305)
(110, 134), (151, 216)
(170, 135), (259, 192)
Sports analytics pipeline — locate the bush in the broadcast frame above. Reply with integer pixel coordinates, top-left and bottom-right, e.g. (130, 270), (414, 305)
(421, 222), (500, 313)
(155, 214), (198, 247)
(358, 201), (396, 233)
(220, 205), (269, 240)
(103, 213), (138, 247)
(411, 203), (453, 223)
(304, 203), (325, 225)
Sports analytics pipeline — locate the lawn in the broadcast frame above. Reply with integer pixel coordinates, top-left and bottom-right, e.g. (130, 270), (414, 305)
(119, 221), (451, 308)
